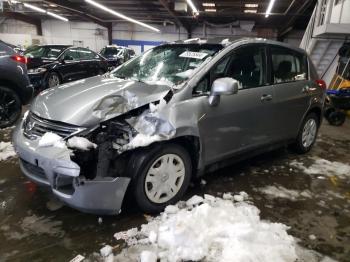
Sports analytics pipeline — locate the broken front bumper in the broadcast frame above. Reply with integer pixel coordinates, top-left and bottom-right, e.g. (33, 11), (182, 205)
(13, 125), (130, 215)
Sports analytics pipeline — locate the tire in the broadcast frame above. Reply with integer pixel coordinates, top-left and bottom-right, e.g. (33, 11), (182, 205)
(292, 112), (319, 154)
(0, 86), (22, 128)
(132, 143), (192, 213)
(46, 72), (61, 89)
(327, 111), (346, 126)
(324, 107), (335, 119)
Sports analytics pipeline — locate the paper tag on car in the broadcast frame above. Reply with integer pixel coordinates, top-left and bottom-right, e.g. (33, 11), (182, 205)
(179, 51), (208, 59)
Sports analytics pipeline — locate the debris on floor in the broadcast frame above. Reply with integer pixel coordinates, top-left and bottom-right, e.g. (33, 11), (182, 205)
(0, 142), (16, 161)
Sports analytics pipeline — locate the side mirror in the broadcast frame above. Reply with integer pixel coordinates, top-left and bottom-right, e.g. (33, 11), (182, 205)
(209, 77), (239, 106)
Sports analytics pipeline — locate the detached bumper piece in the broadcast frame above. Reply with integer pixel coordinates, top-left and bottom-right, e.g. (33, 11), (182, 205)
(14, 126), (131, 215)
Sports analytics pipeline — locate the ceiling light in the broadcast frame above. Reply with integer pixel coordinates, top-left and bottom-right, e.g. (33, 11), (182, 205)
(23, 2), (69, 21)
(23, 3), (46, 13)
(205, 8), (216, 12)
(47, 11), (68, 22)
(265, 0), (276, 17)
(85, 0), (160, 32)
(244, 9), (257, 13)
(245, 4), (258, 8)
(186, 0), (199, 15)
(202, 3), (215, 7)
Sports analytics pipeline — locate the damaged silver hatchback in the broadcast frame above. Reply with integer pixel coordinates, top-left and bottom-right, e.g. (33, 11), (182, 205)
(13, 38), (326, 214)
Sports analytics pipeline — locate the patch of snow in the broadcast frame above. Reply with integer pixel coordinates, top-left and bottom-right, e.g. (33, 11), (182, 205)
(222, 192), (233, 200)
(140, 250), (157, 262)
(221, 38), (231, 45)
(46, 196), (64, 211)
(186, 195), (204, 207)
(164, 205), (179, 214)
(256, 185), (312, 201)
(98, 217), (103, 224)
(290, 158), (350, 179)
(38, 132), (66, 148)
(148, 230), (157, 244)
(175, 69), (194, 78)
(233, 191), (248, 202)
(200, 179), (207, 185)
(67, 136), (97, 151)
(100, 245), (113, 257)
(110, 193), (299, 262)
(0, 142), (16, 161)
(309, 234), (317, 240)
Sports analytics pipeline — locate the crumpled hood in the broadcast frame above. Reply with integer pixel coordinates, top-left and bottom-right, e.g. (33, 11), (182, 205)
(31, 75), (171, 127)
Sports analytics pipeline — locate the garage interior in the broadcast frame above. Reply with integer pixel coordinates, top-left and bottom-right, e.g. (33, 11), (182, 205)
(1, 0), (350, 261)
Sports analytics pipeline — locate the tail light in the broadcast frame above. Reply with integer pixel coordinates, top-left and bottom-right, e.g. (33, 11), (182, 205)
(11, 55), (27, 64)
(315, 79), (327, 90)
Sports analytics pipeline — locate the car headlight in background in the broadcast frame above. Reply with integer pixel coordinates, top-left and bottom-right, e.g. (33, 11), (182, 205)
(28, 67), (47, 74)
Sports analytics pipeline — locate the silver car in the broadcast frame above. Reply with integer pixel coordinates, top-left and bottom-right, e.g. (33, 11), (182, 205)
(13, 38), (326, 214)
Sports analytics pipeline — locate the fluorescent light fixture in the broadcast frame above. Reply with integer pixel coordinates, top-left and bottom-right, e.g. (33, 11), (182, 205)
(205, 8), (217, 12)
(47, 11), (69, 22)
(245, 4), (258, 8)
(23, 3), (46, 13)
(244, 9), (257, 13)
(202, 3), (215, 7)
(23, 2), (69, 21)
(186, 0), (199, 14)
(85, 0), (160, 32)
(265, 0), (276, 17)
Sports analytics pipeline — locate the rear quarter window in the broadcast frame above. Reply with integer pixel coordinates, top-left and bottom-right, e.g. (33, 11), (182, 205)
(270, 46), (308, 84)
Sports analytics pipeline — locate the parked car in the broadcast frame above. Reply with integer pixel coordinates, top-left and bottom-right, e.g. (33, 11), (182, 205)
(24, 45), (108, 91)
(13, 38), (326, 214)
(99, 45), (135, 70)
(0, 40), (33, 128)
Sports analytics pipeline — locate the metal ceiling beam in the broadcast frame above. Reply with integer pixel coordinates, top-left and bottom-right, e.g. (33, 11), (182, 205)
(1, 11), (42, 35)
(158, 0), (185, 28)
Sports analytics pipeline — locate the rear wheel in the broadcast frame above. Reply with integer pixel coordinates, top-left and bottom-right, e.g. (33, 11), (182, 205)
(132, 143), (192, 213)
(292, 112), (319, 154)
(0, 86), (22, 128)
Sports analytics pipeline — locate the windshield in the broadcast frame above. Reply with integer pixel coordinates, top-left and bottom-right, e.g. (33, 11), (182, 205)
(101, 47), (123, 56)
(24, 46), (66, 60)
(112, 44), (223, 87)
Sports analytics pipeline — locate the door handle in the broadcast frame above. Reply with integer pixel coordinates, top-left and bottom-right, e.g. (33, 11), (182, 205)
(261, 94), (273, 102)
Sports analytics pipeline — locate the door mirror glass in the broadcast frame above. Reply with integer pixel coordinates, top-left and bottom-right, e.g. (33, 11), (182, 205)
(209, 77), (239, 106)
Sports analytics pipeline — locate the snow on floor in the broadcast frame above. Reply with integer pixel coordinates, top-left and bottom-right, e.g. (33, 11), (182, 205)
(290, 157), (350, 179)
(110, 193), (301, 262)
(256, 185), (312, 201)
(0, 142), (16, 161)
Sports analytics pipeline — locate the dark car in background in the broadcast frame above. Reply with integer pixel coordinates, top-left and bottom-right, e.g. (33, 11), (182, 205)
(99, 45), (135, 70)
(0, 40), (33, 128)
(24, 45), (108, 91)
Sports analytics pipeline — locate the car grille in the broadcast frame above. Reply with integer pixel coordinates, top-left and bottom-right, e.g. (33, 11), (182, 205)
(23, 112), (85, 139)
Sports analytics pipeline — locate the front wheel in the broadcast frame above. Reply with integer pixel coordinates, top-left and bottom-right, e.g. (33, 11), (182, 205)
(0, 86), (22, 128)
(292, 112), (319, 154)
(46, 72), (61, 89)
(132, 144), (192, 213)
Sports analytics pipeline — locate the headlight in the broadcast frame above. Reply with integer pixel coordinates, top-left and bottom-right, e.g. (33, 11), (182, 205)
(28, 67), (47, 74)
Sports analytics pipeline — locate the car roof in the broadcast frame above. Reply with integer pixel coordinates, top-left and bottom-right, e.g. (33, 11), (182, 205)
(169, 37), (307, 55)
(33, 45), (72, 48)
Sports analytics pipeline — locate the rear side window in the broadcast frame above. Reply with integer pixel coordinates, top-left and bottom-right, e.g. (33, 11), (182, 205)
(63, 49), (80, 61)
(78, 48), (98, 60)
(271, 47), (308, 84)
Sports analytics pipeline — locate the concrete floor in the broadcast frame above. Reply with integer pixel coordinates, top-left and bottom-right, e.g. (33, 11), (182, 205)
(0, 120), (349, 262)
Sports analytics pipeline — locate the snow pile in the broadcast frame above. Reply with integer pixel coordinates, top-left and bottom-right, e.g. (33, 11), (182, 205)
(291, 157), (350, 179)
(256, 185), (312, 201)
(38, 132), (66, 148)
(0, 142), (16, 161)
(67, 136), (97, 151)
(112, 193), (299, 262)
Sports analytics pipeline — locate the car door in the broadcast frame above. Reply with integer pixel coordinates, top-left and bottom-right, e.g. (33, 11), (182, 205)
(59, 48), (86, 82)
(196, 44), (276, 164)
(269, 46), (311, 140)
(77, 47), (100, 77)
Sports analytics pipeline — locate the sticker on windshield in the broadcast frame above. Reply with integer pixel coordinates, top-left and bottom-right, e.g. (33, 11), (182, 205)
(179, 51), (208, 60)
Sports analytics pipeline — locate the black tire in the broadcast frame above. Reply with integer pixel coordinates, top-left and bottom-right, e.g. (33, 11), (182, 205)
(131, 143), (192, 213)
(46, 72), (61, 89)
(0, 86), (22, 128)
(324, 107), (335, 119)
(327, 111), (346, 126)
(292, 112), (319, 154)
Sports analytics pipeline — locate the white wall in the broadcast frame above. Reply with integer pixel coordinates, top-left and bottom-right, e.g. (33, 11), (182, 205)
(330, 0), (350, 23)
(0, 19), (108, 52)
